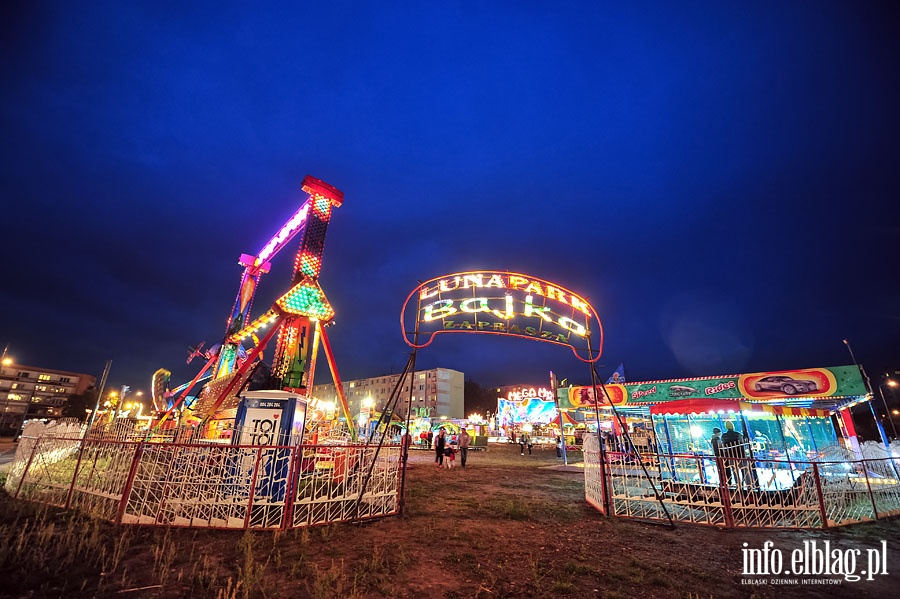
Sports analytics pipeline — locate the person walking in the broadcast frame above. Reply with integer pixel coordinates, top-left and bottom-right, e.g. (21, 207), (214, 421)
(458, 428), (471, 468)
(434, 427), (446, 467)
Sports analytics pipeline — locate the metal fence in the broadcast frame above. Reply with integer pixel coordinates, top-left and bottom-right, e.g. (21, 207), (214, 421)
(583, 435), (900, 528)
(4, 436), (402, 530)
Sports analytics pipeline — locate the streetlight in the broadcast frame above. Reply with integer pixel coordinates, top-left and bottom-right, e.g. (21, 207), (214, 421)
(878, 379), (899, 440)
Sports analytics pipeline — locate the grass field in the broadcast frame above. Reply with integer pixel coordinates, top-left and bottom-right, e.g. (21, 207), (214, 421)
(1, 442), (898, 598)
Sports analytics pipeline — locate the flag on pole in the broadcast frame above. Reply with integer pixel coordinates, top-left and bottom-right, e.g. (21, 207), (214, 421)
(606, 363), (626, 384)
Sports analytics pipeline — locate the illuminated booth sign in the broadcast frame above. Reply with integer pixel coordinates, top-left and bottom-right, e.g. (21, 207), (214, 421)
(497, 387), (558, 425)
(402, 271), (603, 362)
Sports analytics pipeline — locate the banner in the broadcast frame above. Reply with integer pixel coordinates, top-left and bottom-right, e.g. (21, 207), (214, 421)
(606, 363), (626, 384)
(558, 366), (867, 410)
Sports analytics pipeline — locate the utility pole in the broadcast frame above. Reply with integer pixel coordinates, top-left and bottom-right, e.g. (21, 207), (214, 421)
(843, 339), (890, 448)
(85, 360), (112, 437)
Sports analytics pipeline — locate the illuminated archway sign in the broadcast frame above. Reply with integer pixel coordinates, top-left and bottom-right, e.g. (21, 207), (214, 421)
(401, 270), (603, 362)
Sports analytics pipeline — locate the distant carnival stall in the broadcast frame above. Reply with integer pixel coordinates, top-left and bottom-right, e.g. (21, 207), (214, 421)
(558, 365), (872, 456)
(567, 365), (900, 529)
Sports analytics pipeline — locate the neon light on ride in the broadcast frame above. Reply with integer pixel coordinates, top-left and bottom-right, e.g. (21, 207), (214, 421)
(258, 204), (310, 262)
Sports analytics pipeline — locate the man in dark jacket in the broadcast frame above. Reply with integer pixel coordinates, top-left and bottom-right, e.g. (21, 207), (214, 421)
(710, 427), (727, 484)
(722, 421), (756, 489)
(434, 428), (446, 467)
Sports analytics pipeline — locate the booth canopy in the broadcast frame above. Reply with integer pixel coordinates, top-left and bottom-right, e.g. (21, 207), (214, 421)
(559, 365), (866, 412)
(649, 398), (831, 418)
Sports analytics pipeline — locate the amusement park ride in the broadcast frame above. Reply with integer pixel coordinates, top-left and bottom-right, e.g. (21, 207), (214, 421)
(149, 175), (354, 440)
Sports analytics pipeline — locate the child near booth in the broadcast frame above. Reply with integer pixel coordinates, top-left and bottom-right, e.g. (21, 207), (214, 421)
(444, 442), (457, 469)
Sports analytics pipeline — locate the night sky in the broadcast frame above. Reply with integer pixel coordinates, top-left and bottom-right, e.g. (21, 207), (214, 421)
(2, 1), (899, 397)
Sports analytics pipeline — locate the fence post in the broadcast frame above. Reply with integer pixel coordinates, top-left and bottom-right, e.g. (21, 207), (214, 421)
(13, 436), (43, 499)
(64, 438), (89, 509)
(242, 446), (265, 530)
(811, 463), (828, 529)
(599, 446), (610, 516)
(860, 459), (880, 520)
(154, 444), (179, 525)
(715, 456), (734, 528)
(282, 445), (301, 530)
(116, 442), (144, 525)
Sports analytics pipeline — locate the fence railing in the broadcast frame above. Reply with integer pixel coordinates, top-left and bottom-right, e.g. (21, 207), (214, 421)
(582, 436), (900, 528)
(4, 436), (402, 530)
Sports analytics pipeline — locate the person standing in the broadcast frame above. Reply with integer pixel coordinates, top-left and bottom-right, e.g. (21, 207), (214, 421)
(434, 427), (446, 467)
(721, 421), (756, 489)
(401, 430), (412, 466)
(710, 427), (726, 484)
(458, 428), (471, 468)
(426, 429), (433, 450)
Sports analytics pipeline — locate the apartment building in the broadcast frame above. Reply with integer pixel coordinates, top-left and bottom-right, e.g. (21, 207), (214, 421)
(0, 360), (96, 436)
(312, 368), (464, 422)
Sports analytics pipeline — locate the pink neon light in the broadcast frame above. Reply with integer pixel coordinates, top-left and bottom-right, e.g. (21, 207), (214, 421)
(258, 202), (310, 262)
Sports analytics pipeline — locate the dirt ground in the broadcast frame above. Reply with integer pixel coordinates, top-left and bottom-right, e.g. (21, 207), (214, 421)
(2, 442), (899, 599)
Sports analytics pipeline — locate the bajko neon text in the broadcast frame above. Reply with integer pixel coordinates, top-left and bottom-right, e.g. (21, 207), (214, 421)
(421, 295), (587, 336)
(418, 274), (592, 316)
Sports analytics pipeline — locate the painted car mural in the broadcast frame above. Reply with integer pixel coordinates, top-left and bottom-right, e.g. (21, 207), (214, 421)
(754, 375), (818, 395)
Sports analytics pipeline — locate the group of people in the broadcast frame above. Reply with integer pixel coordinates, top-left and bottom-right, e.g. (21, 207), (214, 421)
(432, 426), (471, 469)
(710, 421), (760, 490)
(518, 432), (533, 455)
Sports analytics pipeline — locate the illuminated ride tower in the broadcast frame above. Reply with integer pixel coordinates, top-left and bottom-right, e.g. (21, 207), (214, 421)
(187, 176), (353, 438)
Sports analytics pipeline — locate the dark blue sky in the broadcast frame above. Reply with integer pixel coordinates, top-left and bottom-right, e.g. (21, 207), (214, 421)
(2, 1), (899, 395)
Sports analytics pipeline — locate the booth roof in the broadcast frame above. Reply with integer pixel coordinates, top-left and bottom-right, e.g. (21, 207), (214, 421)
(649, 398), (830, 418)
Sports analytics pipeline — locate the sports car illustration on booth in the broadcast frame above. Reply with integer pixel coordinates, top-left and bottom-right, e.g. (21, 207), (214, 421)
(754, 375), (818, 395)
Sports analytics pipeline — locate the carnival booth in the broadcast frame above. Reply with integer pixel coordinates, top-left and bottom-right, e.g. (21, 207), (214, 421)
(558, 365), (873, 458)
(649, 398), (840, 490)
(650, 399), (838, 458)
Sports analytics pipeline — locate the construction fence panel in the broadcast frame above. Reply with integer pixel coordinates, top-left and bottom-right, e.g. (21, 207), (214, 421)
(584, 447), (900, 529)
(8, 436), (84, 507)
(817, 457), (900, 527)
(291, 444), (402, 527)
(865, 458), (900, 519)
(68, 440), (141, 522)
(581, 435), (606, 515)
(6, 436), (402, 531)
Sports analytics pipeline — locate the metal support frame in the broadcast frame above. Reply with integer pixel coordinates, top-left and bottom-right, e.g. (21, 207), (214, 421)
(586, 344), (674, 527)
(317, 321), (355, 440)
